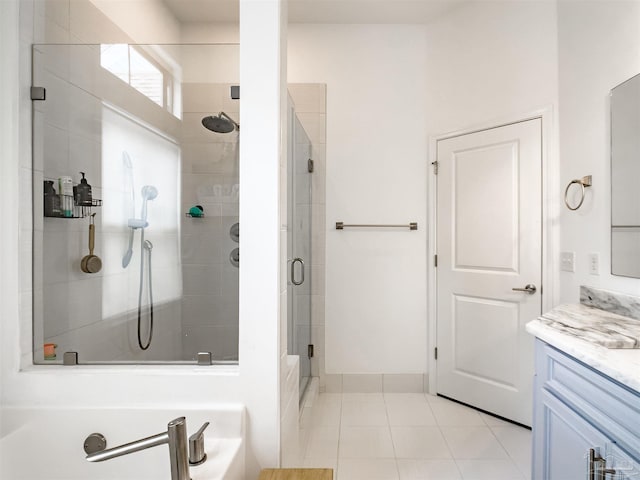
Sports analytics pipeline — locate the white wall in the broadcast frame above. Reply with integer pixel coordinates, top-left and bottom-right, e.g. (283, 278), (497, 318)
(2, 0), (286, 476)
(288, 24), (429, 377)
(240, 0), (287, 467)
(557, 0), (640, 301)
(424, 1), (558, 135)
(91, 0), (181, 44)
(422, 1), (559, 388)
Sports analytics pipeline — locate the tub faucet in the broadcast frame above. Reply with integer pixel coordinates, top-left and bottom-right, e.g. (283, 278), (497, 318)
(86, 416), (194, 480)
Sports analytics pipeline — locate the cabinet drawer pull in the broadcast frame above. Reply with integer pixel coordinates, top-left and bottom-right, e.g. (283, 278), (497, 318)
(589, 448), (597, 480)
(588, 448), (616, 480)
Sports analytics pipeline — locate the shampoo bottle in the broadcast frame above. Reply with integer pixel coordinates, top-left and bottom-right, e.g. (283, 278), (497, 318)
(58, 176), (74, 217)
(75, 172), (93, 206)
(43, 180), (61, 217)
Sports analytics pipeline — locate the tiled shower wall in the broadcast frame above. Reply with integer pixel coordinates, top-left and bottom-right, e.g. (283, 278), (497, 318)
(288, 84), (327, 389)
(180, 82), (239, 361)
(28, 0), (183, 363)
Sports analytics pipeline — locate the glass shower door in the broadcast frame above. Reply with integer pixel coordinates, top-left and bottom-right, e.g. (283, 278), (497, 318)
(31, 43), (240, 365)
(287, 104), (313, 400)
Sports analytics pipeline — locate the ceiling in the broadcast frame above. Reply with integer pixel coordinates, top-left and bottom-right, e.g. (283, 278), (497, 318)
(162, 0), (467, 25)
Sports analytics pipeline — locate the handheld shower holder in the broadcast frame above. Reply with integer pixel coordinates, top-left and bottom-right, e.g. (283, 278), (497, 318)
(128, 218), (149, 229)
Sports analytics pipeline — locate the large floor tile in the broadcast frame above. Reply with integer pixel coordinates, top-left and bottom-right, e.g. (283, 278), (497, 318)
(342, 400), (389, 426)
(425, 394), (449, 404)
(309, 398), (342, 427)
(478, 412), (515, 427)
(342, 392), (385, 403)
(440, 427), (509, 459)
(339, 426), (395, 458)
(385, 393), (429, 403)
(491, 426), (532, 478)
(338, 458), (399, 480)
(317, 393), (344, 404)
(293, 392), (532, 480)
(391, 426), (452, 459)
(386, 399), (437, 426)
(430, 401), (486, 426)
(305, 426), (340, 459)
(397, 459), (462, 480)
(456, 459), (524, 480)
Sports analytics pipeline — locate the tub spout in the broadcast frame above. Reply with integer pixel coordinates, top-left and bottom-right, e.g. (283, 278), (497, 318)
(86, 417), (190, 480)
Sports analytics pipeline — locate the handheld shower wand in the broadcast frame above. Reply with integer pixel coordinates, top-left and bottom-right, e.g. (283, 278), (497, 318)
(128, 185), (158, 229)
(121, 184), (159, 350)
(138, 238), (154, 350)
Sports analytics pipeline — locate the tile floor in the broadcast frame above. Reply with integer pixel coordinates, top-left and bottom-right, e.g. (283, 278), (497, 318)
(296, 392), (531, 480)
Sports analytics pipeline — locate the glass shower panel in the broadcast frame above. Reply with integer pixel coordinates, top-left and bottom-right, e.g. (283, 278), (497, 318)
(287, 104), (313, 399)
(32, 44), (240, 365)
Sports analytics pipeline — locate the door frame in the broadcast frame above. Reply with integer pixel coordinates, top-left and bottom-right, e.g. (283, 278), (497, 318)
(426, 106), (559, 395)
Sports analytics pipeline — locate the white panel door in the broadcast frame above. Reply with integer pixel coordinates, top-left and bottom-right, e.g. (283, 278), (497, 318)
(436, 118), (542, 426)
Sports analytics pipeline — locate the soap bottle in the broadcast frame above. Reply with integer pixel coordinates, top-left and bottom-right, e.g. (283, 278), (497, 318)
(75, 172), (93, 206)
(58, 176), (74, 217)
(43, 180), (61, 217)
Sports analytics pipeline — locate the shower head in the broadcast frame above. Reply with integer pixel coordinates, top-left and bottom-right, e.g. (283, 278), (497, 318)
(127, 186), (158, 229)
(141, 185), (158, 201)
(140, 185), (158, 226)
(202, 112), (239, 133)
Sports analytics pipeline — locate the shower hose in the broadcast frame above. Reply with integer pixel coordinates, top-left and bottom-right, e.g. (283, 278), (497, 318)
(137, 229), (154, 350)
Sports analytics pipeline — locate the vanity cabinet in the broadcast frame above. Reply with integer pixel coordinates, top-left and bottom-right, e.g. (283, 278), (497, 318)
(533, 339), (640, 479)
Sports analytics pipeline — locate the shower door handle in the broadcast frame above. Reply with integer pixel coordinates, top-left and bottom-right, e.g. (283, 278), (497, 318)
(291, 258), (305, 286)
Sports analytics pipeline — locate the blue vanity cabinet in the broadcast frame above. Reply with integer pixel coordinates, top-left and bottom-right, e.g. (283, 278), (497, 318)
(532, 339), (640, 480)
(533, 386), (611, 478)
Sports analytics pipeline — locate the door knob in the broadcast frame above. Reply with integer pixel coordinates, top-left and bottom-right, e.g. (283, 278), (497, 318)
(512, 284), (537, 294)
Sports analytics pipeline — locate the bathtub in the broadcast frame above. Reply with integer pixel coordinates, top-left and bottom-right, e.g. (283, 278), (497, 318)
(0, 406), (245, 480)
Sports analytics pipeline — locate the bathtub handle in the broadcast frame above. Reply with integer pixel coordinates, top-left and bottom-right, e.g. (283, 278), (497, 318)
(189, 421), (210, 466)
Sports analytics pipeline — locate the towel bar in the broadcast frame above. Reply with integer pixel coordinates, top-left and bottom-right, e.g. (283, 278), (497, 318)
(335, 222), (417, 230)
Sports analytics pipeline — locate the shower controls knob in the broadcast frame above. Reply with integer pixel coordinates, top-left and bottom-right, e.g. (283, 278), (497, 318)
(229, 223), (239, 243)
(229, 248), (239, 268)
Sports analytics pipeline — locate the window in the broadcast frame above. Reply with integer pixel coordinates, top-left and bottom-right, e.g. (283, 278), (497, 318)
(100, 44), (176, 115)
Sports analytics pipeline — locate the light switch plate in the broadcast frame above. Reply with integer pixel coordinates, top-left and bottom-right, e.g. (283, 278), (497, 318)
(561, 251), (575, 272)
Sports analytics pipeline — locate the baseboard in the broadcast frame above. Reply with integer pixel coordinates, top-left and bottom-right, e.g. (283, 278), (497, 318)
(323, 373), (429, 393)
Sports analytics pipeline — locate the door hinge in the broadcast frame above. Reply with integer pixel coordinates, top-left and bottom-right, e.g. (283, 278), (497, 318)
(308, 344), (314, 358)
(434, 347), (438, 360)
(434, 255), (438, 267)
(30, 86), (46, 101)
(308, 158), (314, 173)
(431, 161), (439, 175)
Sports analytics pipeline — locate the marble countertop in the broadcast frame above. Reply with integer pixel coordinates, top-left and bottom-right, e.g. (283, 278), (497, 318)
(527, 303), (640, 392)
(535, 303), (640, 348)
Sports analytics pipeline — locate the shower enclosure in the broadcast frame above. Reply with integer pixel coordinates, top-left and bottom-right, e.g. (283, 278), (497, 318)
(31, 41), (318, 396)
(32, 43), (240, 364)
(287, 100), (313, 397)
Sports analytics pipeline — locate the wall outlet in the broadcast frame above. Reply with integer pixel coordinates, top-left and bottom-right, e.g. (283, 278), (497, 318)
(561, 251), (575, 272)
(589, 252), (600, 275)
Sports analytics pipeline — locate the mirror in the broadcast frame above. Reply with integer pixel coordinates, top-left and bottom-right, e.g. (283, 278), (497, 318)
(611, 73), (640, 278)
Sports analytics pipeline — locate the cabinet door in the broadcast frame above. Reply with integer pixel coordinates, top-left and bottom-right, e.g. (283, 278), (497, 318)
(533, 389), (611, 479)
